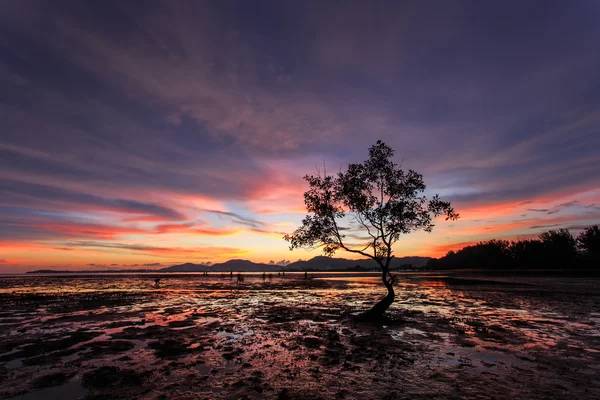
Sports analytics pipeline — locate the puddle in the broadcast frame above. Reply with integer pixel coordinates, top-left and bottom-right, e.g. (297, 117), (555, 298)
(7, 380), (87, 400)
(5, 358), (23, 369)
(390, 327), (427, 340)
(438, 346), (527, 369)
(194, 363), (211, 374)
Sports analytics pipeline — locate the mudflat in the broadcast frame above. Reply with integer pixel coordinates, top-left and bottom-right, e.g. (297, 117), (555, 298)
(0, 273), (599, 399)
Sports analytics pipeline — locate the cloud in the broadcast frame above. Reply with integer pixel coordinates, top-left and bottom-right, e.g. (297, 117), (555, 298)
(0, 179), (185, 220)
(205, 210), (267, 230)
(1, 1), (600, 267)
(143, 263), (162, 267)
(153, 222), (242, 237)
(528, 201), (582, 215)
(64, 240), (249, 259)
(266, 259), (290, 266)
(529, 224), (560, 229)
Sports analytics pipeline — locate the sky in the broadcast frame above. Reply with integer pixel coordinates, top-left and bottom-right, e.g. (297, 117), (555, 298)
(1, 0), (600, 272)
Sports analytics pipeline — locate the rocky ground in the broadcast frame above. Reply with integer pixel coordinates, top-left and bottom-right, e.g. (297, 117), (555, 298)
(0, 273), (599, 399)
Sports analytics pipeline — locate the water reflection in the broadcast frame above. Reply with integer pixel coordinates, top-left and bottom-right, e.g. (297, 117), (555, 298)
(0, 273), (598, 399)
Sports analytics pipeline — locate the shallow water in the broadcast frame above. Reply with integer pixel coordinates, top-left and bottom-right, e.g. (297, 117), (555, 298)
(0, 273), (599, 399)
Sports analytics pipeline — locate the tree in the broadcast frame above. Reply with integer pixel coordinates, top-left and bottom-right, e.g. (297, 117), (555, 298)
(509, 239), (545, 269)
(539, 229), (577, 268)
(577, 225), (600, 261)
(284, 141), (458, 319)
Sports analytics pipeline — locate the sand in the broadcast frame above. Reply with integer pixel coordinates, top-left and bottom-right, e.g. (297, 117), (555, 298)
(0, 272), (599, 399)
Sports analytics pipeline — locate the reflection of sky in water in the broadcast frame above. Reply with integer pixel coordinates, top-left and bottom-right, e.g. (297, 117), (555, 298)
(1, 274), (598, 354)
(1, 273), (599, 398)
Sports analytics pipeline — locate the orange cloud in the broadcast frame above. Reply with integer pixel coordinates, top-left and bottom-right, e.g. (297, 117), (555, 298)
(64, 240), (250, 259)
(32, 222), (147, 239)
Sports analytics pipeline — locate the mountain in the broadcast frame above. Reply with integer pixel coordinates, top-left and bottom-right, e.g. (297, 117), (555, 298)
(284, 256), (431, 271)
(158, 262), (208, 272)
(161, 256), (431, 272)
(285, 256), (363, 271)
(27, 256), (432, 274)
(212, 259), (272, 271)
(159, 259), (272, 272)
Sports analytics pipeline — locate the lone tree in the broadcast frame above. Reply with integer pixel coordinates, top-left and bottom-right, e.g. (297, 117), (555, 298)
(284, 141), (458, 320)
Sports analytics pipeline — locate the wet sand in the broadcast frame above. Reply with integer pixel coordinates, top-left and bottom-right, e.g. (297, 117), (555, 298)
(0, 273), (599, 399)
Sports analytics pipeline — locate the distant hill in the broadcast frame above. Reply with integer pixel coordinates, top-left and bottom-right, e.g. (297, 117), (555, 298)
(212, 259), (273, 271)
(158, 262), (209, 272)
(27, 256), (431, 274)
(284, 256), (431, 271)
(159, 259), (272, 272)
(162, 256), (430, 272)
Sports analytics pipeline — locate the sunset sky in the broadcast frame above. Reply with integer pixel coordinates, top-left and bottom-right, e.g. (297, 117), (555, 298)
(1, 1), (600, 272)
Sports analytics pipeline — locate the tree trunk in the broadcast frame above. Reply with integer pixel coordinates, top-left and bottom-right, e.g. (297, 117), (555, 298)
(357, 268), (395, 321)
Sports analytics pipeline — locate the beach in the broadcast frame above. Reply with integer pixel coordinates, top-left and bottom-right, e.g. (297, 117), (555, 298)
(1, 273), (599, 399)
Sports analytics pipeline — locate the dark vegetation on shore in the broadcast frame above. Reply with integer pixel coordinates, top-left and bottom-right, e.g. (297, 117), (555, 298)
(427, 225), (600, 270)
(26, 225), (599, 276)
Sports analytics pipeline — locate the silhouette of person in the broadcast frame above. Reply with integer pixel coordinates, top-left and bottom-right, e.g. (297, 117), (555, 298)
(230, 271), (233, 279)
(154, 277), (161, 288)
(304, 271), (308, 280)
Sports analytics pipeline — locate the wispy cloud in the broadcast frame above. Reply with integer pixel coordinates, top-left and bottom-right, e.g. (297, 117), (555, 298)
(64, 240), (249, 259)
(1, 1), (600, 269)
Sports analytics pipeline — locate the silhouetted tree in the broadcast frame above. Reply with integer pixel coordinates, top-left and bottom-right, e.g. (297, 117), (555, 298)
(428, 240), (511, 270)
(284, 140), (458, 319)
(427, 227), (599, 271)
(477, 240), (512, 268)
(577, 225), (600, 263)
(509, 239), (545, 269)
(539, 229), (577, 268)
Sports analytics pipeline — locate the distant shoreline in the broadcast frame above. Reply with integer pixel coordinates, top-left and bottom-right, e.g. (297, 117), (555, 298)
(24, 267), (389, 275)
(19, 268), (600, 277)
(20, 255), (431, 275)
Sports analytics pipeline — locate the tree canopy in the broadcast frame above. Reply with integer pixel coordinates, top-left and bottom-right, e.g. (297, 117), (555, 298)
(577, 225), (600, 261)
(428, 226), (599, 270)
(285, 140), (458, 318)
(284, 140), (459, 269)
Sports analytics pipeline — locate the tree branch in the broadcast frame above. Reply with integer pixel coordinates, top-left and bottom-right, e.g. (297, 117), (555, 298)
(330, 213), (379, 262)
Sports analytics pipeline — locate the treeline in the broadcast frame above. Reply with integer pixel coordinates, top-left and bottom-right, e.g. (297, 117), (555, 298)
(427, 225), (599, 270)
